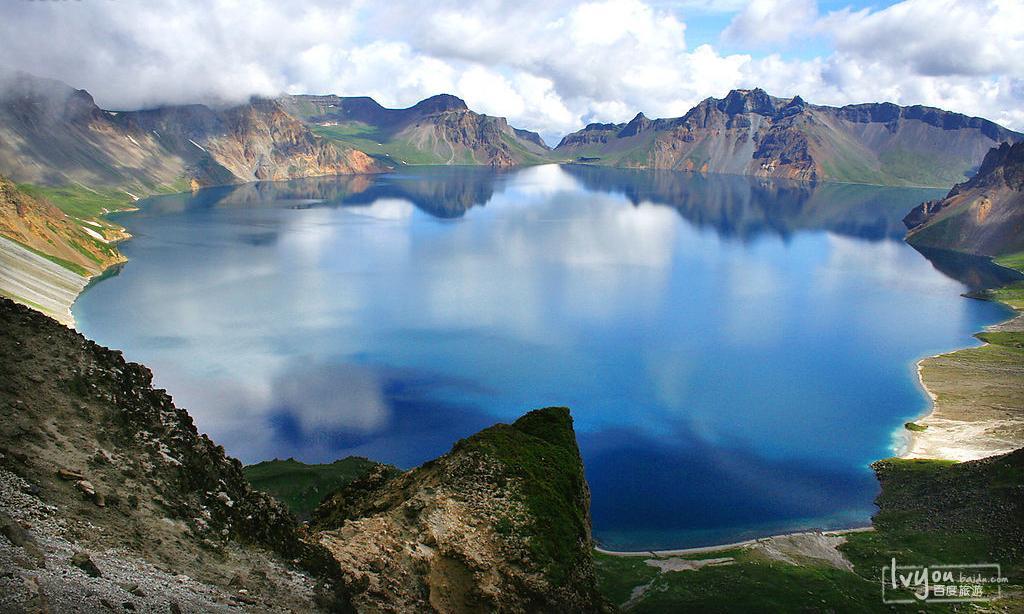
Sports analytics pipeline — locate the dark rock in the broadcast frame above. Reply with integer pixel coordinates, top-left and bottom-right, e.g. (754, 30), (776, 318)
(71, 551), (102, 577)
(0, 511), (30, 546)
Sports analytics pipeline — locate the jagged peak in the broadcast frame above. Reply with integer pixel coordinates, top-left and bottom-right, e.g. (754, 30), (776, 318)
(969, 140), (1024, 190)
(618, 111), (653, 137)
(719, 87), (777, 116)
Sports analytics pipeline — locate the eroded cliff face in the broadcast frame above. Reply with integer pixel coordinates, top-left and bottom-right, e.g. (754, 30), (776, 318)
(554, 88), (1021, 187)
(121, 99), (381, 184)
(905, 141), (1024, 257)
(312, 407), (604, 613)
(0, 298), (349, 612)
(0, 72), (383, 195)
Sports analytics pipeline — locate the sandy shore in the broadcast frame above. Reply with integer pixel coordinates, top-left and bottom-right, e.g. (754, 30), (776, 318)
(901, 309), (1024, 461)
(597, 526), (874, 559)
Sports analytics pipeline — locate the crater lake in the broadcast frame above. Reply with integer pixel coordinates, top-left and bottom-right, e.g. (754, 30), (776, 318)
(73, 165), (1015, 550)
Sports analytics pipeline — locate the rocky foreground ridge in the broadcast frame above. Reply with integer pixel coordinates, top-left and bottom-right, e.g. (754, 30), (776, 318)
(312, 407), (601, 612)
(0, 297), (602, 612)
(905, 140), (1024, 258)
(555, 88), (1021, 187)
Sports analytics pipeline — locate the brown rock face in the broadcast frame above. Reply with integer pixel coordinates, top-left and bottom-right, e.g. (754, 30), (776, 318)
(188, 99), (381, 182)
(905, 141), (1024, 257)
(313, 407), (604, 613)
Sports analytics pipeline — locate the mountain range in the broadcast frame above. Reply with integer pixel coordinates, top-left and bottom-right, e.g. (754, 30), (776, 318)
(1, 71), (1021, 319)
(554, 88), (1021, 188)
(0, 72), (380, 196)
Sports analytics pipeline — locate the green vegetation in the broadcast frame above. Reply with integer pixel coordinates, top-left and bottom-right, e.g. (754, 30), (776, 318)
(995, 251), (1024, 274)
(595, 452), (1024, 611)
(593, 553), (659, 606)
(842, 454), (1024, 597)
(311, 123), (447, 165)
(877, 147), (965, 188)
(595, 550), (882, 612)
(976, 330), (1024, 349)
(903, 421), (928, 432)
(17, 183), (135, 219)
(243, 457), (381, 519)
(452, 407), (589, 585)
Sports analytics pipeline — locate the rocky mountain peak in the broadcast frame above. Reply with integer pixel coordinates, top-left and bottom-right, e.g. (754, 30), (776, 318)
(974, 141), (1024, 191)
(618, 111), (652, 137)
(905, 140), (1024, 256)
(410, 93), (469, 115)
(720, 88), (777, 116)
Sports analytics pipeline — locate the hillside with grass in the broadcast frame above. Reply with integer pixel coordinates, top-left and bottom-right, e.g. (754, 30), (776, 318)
(282, 93), (551, 167)
(243, 456), (386, 519)
(0, 177), (134, 324)
(311, 406), (604, 612)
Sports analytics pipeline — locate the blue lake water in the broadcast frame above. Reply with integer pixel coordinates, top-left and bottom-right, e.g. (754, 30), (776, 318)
(74, 165), (1015, 550)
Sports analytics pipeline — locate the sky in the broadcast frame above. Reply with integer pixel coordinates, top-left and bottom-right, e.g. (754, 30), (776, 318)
(1, 0), (1022, 145)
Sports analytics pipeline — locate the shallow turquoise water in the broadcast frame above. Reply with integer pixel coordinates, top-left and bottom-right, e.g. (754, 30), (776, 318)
(74, 165), (1014, 550)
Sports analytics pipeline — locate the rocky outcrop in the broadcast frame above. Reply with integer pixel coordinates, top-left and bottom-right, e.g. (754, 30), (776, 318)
(312, 407), (604, 613)
(283, 93), (551, 167)
(554, 88), (1021, 187)
(0, 297), (350, 612)
(905, 141), (1024, 257)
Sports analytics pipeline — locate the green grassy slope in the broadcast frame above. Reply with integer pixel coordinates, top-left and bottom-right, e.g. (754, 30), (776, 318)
(243, 457), (383, 519)
(310, 123), (448, 166)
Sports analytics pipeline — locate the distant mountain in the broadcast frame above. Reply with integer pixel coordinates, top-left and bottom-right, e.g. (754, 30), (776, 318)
(905, 141), (1024, 257)
(0, 72), (382, 196)
(281, 93), (551, 167)
(554, 89), (1022, 188)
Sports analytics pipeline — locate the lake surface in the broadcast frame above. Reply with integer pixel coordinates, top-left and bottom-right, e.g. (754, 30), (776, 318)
(74, 165), (1015, 550)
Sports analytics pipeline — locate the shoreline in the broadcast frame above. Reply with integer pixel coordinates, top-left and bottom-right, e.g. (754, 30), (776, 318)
(15, 174), (1022, 560)
(603, 258), (1023, 559)
(900, 293), (1023, 462)
(596, 526), (875, 558)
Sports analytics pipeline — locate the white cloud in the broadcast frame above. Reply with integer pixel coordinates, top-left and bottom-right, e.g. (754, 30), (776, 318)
(722, 0), (819, 46)
(0, 0), (1020, 143)
(822, 0), (1024, 78)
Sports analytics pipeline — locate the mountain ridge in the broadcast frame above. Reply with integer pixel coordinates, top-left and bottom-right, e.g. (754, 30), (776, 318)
(0, 71), (382, 194)
(554, 88), (1022, 187)
(281, 92), (551, 167)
